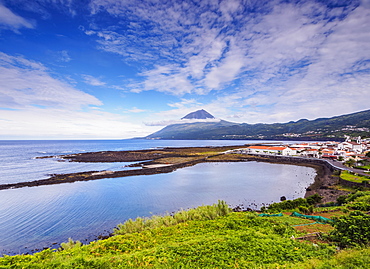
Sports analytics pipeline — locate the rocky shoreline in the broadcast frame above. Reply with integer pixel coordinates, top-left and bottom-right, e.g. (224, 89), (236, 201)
(0, 145), (353, 256)
(0, 145), (349, 202)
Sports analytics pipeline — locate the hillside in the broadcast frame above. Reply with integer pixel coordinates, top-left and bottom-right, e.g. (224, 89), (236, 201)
(147, 109), (370, 140)
(181, 109), (215, 120)
(1, 195), (369, 268)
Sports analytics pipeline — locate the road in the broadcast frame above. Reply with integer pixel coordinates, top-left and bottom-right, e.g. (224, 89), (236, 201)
(324, 159), (370, 177)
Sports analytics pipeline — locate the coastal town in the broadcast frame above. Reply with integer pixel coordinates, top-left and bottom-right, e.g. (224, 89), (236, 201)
(231, 136), (370, 164)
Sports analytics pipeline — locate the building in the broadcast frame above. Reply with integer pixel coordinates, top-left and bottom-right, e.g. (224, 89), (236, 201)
(245, 146), (296, 156)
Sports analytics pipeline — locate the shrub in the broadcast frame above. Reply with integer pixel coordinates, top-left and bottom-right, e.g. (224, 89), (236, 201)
(329, 211), (370, 247)
(336, 195), (347, 206)
(336, 191), (370, 205)
(267, 197), (309, 212)
(346, 194), (370, 211)
(59, 238), (82, 251)
(114, 200), (231, 235)
(297, 205), (314, 215)
(306, 193), (323, 205)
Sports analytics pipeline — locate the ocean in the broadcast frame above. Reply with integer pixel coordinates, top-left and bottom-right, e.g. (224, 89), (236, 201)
(0, 139), (316, 255)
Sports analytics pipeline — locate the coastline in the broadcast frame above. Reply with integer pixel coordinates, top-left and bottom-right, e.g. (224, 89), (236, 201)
(0, 145), (349, 201)
(0, 145), (351, 256)
(239, 154), (349, 203)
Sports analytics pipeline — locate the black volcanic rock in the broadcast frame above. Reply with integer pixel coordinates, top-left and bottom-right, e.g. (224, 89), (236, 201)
(181, 109), (215, 120)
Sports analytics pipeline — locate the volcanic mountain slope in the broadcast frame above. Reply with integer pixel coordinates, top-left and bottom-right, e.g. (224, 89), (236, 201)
(181, 109), (215, 120)
(146, 109), (370, 140)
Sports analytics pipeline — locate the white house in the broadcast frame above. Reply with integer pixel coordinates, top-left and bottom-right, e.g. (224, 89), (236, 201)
(282, 147), (297, 156)
(246, 146), (296, 156)
(338, 142), (363, 153)
(301, 149), (320, 158)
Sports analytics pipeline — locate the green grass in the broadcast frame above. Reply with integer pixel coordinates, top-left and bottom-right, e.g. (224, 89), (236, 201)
(114, 200), (231, 235)
(0, 212), (336, 268)
(355, 165), (370, 170)
(1, 200), (369, 268)
(340, 170), (370, 183)
(293, 247), (370, 269)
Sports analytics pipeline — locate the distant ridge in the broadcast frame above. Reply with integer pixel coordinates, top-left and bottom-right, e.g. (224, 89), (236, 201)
(181, 109), (215, 120)
(146, 109), (370, 140)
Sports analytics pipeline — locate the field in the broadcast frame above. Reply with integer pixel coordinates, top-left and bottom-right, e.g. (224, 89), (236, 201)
(340, 170), (370, 183)
(1, 196), (369, 268)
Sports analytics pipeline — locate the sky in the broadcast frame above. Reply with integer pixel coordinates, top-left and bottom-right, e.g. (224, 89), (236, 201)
(0, 0), (369, 139)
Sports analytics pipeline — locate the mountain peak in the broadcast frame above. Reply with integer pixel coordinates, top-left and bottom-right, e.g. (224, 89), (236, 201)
(181, 109), (215, 120)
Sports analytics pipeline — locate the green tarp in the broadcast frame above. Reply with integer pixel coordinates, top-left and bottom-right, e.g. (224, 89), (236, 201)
(290, 211), (333, 224)
(258, 213), (284, 217)
(258, 212), (333, 224)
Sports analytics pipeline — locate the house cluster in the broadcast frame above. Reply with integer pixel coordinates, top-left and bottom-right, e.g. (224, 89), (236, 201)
(232, 136), (370, 161)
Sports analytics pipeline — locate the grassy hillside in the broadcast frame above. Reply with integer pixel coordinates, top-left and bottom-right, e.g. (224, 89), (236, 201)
(1, 196), (369, 268)
(147, 109), (370, 140)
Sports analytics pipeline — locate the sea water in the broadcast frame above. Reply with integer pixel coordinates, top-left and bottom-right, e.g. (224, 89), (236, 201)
(0, 140), (316, 255)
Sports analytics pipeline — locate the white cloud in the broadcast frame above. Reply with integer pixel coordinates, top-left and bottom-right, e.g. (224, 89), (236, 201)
(0, 3), (35, 32)
(30, 0), (369, 125)
(81, 74), (106, 86)
(145, 118), (220, 127)
(0, 52), (152, 139)
(0, 52), (101, 109)
(6, 0), (78, 18)
(127, 107), (146, 113)
(85, 0), (250, 95)
(168, 98), (201, 109)
(0, 107), (151, 139)
(204, 43), (244, 89)
(58, 50), (71, 62)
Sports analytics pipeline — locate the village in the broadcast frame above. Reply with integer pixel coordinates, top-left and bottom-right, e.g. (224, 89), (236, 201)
(231, 136), (370, 167)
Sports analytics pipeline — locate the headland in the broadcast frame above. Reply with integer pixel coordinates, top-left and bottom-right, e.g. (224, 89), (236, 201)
(0, 145), (349, 202)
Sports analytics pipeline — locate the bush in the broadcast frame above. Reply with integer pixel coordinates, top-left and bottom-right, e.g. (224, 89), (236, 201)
(306, 193), (323, 205)
(59, 238), (82, 251)
(114, 200), (232, 235)
(329, 211), (370, 247)
(336, 195), (347, 206)
(336, 191), (370, 205)
(346, 195), (370, 211)
(267, 197), (309, 212)
(299, 205), (314, 214)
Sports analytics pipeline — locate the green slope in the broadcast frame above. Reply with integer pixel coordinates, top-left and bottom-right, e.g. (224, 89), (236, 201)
(1, 205), (369, 268)
(146, 109), (370, 140)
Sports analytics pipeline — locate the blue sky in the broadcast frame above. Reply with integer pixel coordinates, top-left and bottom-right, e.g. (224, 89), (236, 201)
(0, 0), (369, 139)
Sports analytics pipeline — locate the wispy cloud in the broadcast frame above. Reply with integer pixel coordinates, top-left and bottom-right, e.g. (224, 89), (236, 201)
(57, 50), (72, 62)
(0, 52), (151, 139)
(127, 107), (146, 113)
(145, 118), (220, 127)
(86, 1), (347, 98)
(2, 0), (369, 134)
(0, 3), (35, 32)
(86, 0), (256, 95)
(81, 74), (106, 86)
(5, 0), (78, 19)
(0, 52), (101, 109)
(0, 107), (150, 139)
(90, 0), (367, 124)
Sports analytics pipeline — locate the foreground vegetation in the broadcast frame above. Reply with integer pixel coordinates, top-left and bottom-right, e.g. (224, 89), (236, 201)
(340, 170), (370, 183)
(1, 194), (369, 268)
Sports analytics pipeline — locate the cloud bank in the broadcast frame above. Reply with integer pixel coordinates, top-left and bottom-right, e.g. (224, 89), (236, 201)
(86, 0), (370, 123)
(1, 0), (369, 139)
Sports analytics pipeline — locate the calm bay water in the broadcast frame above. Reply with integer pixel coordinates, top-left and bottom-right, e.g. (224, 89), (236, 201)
(0, 140), (316, 255)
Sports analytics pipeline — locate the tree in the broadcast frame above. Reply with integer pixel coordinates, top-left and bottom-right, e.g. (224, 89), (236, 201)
(345, 158), (356, 167)
(306, 193), (323, 205)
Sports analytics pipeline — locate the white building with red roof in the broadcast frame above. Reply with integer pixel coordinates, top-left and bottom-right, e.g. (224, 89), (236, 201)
(245, 146), (297, 156)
